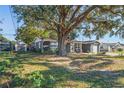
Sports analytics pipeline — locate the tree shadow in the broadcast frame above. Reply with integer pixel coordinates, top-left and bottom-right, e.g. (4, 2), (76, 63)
(70, 59), (97, 67)
(70, 70), (124, 88)
(88, 61), (113, 69)
(0, 72), (21, 88)
(70, 56), (113, 69)
(1, 53), (124, 88)
(23, 62), (124, 88)
(1, 61), (124, 88)
(0, 76), (29, 88)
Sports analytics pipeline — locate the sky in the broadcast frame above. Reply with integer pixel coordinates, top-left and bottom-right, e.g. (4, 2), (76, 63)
(0, 5), (124, 43)
(0, 5), (16, 41)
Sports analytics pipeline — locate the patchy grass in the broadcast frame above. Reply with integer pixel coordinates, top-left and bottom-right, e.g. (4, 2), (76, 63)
(55, 80), (90, 88)
(1, 52), (124, 87)
(21, 64), (49, 75)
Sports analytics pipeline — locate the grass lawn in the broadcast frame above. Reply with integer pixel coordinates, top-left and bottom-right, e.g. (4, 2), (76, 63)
(1, 52), (124, 88)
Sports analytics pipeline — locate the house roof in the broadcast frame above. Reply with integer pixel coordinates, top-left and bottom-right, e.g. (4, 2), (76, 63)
(120, 44), (124, 46)
(71, 40), (82, 43)
(82, 40), (100, 44)
(71, 40), (100, 45)
(43, 39), (57, 42)
(34, 38), (57, 43)
(113, 42), (124, 48)
(101, 43), (117, 46)
(16, 41), (26, 45)
(101, 42), (124, 48)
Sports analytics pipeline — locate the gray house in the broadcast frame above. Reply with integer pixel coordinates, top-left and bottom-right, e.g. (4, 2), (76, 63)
(100, 42), (124, 52)
(69, 40), (100, 53)
(0, 41), (12, 51)
(33, 38), (58, 52)
(15, 41), (27, 52)
(15, 38), (58, 52)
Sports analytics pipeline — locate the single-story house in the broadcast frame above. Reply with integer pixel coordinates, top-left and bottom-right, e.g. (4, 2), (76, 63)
(112, 42), (124, 51)
(0, 41), (12, 51)
(69, 40), (100, 53)
(15, 38), (58, 52)
(32, 38), (58, 52)
(100, 42), (124, 52)
(15, 41), (27, 52)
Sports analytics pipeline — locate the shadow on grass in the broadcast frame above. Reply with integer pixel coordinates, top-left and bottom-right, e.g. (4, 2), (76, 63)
(0, 75), (29, 88)
(88, 61), (113, 69)
(1, 53), (124, 88)
(71, 70), (124, 88)
(1, 62), (124, 88)
(70, 56), (113, 69)
(19, 62), (124, 88)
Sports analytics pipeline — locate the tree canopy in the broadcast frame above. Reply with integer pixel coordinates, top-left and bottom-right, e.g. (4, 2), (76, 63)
(16, 25), (58, 45)
(12, 5), (124, 56)
(0, 34), (10, 42)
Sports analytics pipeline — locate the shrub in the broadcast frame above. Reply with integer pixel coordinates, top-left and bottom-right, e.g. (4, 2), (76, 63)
(10, 75), (27, 87)
(0, 59), (22, 75)
(117, 48), (123, 56)
(0, 60), (11, 74)
(117, 48), (123, 52)
(43, 49), (55, 55)
(28, 71), (56, 88)
(97, 52), (106, 56)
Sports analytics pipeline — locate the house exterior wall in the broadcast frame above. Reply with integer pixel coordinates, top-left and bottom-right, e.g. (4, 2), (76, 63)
(82, 44), (91, 53)
(70, 43), (75, 53)
(91, 44), (99, 54)
(50, 42), (58, 51)
(99, 43), (124, 52)
(0, 42), (11, 51)
(100, 43), (110, 52)
(15, 43), (27, 52)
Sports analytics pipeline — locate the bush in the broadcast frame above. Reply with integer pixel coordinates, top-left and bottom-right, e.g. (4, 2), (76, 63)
(0, 60), (11, 74)
(117, 48), (123, 52)
(117, 48), (123, 56)
(10, 75), (27, 87)
(43, 49), (57, 55)
(28, 71), (56, 87)
(97, 52), (106, 56)
(0, 59), (22, 75)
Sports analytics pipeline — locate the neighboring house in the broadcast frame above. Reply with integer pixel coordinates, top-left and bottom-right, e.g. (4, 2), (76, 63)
(69, 40), (100, 53)
(100, 43), (115, 52)
(32, 38), (58, 52)
(15, 41), (27, 52)
(0, 41), (11, 51)
(100, 42), (124, 52)
(82, 40), (100, 53)
(112, 42), (124, 51)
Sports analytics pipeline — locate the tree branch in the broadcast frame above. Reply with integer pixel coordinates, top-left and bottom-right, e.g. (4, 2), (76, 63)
(66, 5), (98, 35)
(69, 5), (82, 22)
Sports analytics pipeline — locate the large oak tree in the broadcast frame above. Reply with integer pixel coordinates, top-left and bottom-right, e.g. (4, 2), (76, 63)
(12, 5), (124, 56)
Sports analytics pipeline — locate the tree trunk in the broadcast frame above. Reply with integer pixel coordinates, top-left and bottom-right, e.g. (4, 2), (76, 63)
(58, 33), (67, 56)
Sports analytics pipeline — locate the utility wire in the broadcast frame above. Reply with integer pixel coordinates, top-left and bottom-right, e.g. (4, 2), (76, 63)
(9, 5), (17, 35)
(1, 34), (16, 36)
